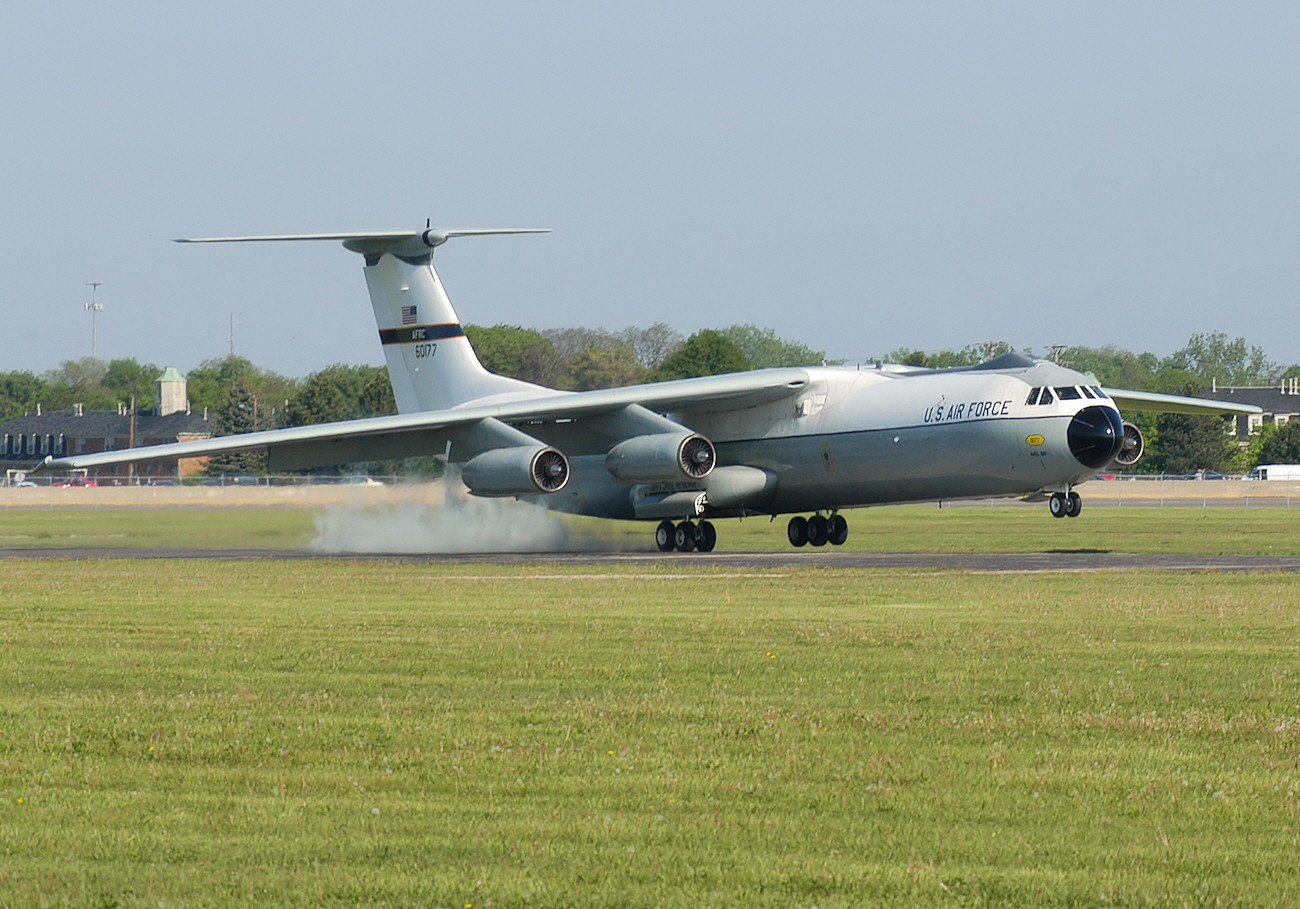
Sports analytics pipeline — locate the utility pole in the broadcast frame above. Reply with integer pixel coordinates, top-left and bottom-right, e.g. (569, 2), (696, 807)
(1047, 344), (1068, 365)
(84, 281), (105, 359)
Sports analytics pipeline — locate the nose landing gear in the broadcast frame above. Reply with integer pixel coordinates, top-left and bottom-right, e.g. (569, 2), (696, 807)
(787, 512), (849, 547)
(1049, 490), (1082, 518)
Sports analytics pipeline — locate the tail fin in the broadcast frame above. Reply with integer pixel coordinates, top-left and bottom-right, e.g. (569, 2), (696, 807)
(177, 228), (551, 413)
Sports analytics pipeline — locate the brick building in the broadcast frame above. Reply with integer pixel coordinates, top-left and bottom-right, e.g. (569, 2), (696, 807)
(0, 367), (213, 480)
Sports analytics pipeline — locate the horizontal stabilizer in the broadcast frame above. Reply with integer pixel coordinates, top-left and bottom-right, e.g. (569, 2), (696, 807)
(176, 228), (549, 259)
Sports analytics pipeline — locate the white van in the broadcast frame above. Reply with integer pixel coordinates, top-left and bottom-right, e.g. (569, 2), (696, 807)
(1246, 464), (1300, 481)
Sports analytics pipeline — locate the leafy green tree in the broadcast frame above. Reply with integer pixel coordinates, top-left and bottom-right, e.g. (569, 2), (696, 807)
(204, 376), (266, 476)
(891, 341), (1017, 369)
(1140, 377), (1238, 474)
(567, 345), (647, 390)
(1254, 421), (1300, 465)
(652, 330), (751, 381)
(890, 349), (931, 367)
(542, 327), (624, 362)
(282, 364), (394, 427)
(1059, 346), (1156, 389)
(621, 322), (684, 371)
(718, 324), (827, 368)
(1149, 413), (1239, 474)
(186, 356), (297, 416)
(41, 357), (116, 410)
(1163, 332), (1277, 387)
(0, 371), (47, 422)
(464, 325), (559, 385)
(102, 358), (162, 412)
(360, 370), (397, 417)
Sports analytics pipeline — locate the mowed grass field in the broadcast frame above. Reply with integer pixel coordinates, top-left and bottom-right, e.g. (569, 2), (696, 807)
(0, 508), (1297, 905)
(4, 500), (1300, 554)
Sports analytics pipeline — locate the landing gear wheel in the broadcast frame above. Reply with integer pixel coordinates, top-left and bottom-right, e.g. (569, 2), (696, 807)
(1066, 491), (1082, 518)
(1049, 492), (1068, 518)
(828, 514), (849, 546)
(807, 514), (829, 547)
(674, 521), (696, 552)
(787, 516), (809, 547)
(655, 520), (676, 552)
(695, 520), (717, 553)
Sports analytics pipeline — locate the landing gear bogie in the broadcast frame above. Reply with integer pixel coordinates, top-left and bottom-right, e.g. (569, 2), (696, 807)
(787, 512), (848, 548)
(658, 518), (717, 553)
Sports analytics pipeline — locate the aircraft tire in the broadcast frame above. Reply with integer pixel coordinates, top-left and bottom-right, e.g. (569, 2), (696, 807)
(696, 520), (717, 552)
(674, 521), (697, 552)
(828, 514), (849, 546)
(1066, 491), (1082, 518)
(787, 516), (808, 547)
(807, 515), (829, 547)
(655, 520), (676, 552)
(1049, 493), (1068, 518)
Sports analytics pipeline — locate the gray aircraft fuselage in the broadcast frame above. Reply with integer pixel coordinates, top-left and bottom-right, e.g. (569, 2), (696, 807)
(545, 357), (1112, 521)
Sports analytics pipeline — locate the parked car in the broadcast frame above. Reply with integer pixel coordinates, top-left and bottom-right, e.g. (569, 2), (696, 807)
(54, 476), (97, 488)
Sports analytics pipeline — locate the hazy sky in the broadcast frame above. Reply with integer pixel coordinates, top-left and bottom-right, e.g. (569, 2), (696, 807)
(5, 3), (1299, 379)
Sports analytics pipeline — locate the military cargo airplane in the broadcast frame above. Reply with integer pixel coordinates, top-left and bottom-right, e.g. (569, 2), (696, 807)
(43, 228), (1260, 552)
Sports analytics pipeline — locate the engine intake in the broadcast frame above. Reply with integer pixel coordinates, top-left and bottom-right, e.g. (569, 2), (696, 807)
(606, 433), (716, 484)
(1067, 405), (1124, 469)
(461, 446), (569, 497)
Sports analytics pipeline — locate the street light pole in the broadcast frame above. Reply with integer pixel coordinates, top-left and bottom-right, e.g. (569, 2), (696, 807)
(85, 281), (104, 359)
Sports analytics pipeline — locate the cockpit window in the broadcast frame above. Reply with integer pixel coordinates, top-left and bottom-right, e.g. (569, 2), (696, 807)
(1025, 387), (1041, 405)
(1090, 386), (1106, 398)
(1080, 386), (1097, 399)
(1055, 386), (1082, 401)
(1038, 388), (1054, 405)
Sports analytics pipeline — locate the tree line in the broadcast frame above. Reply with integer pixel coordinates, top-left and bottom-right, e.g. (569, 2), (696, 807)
(5, 326), (1300, 474)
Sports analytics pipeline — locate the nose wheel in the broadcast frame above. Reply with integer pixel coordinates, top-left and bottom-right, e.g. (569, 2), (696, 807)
(1049, 491), (1082, 518)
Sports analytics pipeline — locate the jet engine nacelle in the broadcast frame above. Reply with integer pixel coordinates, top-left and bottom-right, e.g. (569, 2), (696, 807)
(461, 446), (570, 497)
(1111, 421), (1144, 468)
(606, 432), (716, 484)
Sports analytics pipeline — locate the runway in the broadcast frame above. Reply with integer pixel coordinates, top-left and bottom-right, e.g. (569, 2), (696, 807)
(3, 547), (1300, 572)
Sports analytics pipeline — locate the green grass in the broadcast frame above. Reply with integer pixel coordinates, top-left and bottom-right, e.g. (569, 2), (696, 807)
(0, 506), (316, 550)
(0, 560), (1297, 905)
(4, 503), (1300, 554)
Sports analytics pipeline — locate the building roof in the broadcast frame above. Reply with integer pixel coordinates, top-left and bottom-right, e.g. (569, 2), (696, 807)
(1, 409), (213, 439)
(1205, 386), (1300, 413)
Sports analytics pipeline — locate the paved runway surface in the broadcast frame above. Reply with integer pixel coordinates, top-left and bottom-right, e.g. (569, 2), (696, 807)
(4, 547), (1300, 572)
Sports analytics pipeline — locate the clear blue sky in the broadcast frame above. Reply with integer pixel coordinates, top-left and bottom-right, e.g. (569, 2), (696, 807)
(4, 3), (1299, 378)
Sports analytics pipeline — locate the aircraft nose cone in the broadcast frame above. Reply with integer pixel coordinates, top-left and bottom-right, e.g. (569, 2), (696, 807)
(1068, 405), (1124, 469)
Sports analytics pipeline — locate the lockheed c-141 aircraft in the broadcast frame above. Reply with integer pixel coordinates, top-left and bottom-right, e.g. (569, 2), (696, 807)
(44, 228), (1259, 552)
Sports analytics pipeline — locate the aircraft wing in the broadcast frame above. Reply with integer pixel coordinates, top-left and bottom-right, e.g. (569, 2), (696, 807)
(42, 368), (811, 473)
(1104, 388), (1262, 417)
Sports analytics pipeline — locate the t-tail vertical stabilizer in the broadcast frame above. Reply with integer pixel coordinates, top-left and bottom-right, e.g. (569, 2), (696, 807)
(176, 228), (551, 413)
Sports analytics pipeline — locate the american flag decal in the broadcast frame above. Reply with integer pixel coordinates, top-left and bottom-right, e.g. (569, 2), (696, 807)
(400, 305), (418, 325)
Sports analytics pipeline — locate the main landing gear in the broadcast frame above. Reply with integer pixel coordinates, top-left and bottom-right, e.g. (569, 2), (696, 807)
(787, 512), (849, 548)
(656, 519), (717, 553)
(1049, 490), (1082, 518)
